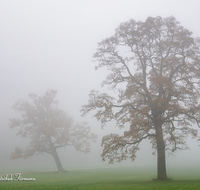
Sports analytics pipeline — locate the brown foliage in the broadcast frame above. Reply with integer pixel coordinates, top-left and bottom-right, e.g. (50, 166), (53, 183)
(81, 16), (200, 179)
(10, 146), (23, 159)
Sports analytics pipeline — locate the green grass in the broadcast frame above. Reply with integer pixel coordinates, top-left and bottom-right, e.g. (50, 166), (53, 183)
(0, 166), (200, 190)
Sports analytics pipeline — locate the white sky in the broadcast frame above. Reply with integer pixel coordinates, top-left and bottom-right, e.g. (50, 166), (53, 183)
(1, 0), (200, 172)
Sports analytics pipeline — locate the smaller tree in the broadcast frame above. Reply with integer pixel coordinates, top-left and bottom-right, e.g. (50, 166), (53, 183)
(10, 90), (97, 172)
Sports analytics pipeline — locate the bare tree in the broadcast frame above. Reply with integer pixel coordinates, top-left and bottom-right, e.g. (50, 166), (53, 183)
(81, 16), (200, 180)
(10, 90), (97, 173)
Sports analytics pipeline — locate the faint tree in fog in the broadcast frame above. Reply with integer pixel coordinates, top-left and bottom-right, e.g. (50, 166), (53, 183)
(10, 90), (97, 173)
(81, 16), (200, 180)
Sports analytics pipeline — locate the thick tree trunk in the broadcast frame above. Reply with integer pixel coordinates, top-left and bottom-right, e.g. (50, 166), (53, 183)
(48, 137), (66, 173)
(155, 125), (167, 180)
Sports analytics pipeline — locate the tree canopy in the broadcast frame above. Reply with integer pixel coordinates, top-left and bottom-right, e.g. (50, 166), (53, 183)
(10, 89), (97, 172)
(81, 16), (200, 180)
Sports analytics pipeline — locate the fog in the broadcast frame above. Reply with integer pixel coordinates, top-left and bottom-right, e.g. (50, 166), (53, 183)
(1, 0), (200, 174)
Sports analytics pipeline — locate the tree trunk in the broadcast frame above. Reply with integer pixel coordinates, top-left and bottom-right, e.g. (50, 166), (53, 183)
(155, 124), (167, 180)
(48, 137), (66, 173)
(51, 148), (66, 173)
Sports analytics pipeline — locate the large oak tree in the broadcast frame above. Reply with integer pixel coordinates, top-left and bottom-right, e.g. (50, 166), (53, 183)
(81, 16), (200, 180)
(10, 90), (97, 172)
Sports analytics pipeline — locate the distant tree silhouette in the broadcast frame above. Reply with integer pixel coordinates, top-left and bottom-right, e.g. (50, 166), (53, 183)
(10, 90), (97, 172)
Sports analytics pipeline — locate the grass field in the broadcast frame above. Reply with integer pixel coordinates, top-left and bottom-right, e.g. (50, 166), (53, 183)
(0, 165), (200, 190)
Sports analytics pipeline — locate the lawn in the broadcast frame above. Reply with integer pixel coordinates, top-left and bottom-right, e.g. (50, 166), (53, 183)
(0, 165), (200, 190)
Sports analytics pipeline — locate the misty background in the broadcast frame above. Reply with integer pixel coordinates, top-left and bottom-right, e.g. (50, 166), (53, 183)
(1, 0), (200, 174)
